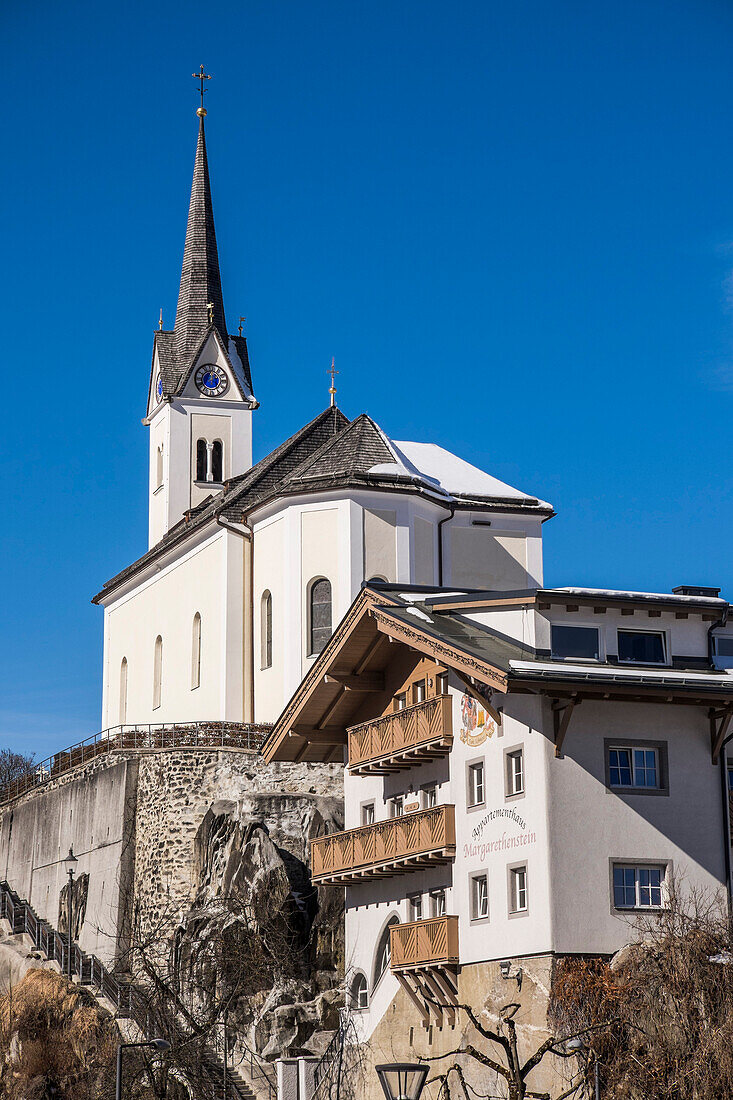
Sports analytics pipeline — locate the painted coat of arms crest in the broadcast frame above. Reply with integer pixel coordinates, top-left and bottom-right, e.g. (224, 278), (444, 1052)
(459, 693), (497, 746)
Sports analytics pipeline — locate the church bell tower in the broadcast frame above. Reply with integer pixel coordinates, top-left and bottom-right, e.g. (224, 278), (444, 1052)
(144, 75), (257, 548)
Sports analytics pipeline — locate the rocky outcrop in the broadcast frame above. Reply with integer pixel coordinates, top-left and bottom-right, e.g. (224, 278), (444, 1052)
(174, 790), (345, 1060)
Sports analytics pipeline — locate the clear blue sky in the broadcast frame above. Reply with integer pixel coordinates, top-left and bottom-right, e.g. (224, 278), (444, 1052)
(3, 0), (733, 760)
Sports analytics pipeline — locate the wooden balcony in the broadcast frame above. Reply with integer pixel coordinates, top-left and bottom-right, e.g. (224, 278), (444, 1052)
(390, 916), (460, 1028)
(347, 694), (453, 774)
(390, 915), (459, 971)
(310, 804), (456, 885)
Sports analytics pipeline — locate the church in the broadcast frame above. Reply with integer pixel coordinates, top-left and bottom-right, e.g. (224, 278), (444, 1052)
(92, 100), (553, 734)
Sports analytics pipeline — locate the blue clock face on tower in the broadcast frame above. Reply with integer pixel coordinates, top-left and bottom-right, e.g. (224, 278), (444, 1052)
(156, 376), (163, 400)
(195, 364), (229, 397)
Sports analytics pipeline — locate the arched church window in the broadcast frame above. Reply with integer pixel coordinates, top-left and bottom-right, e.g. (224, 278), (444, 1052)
(196, 439), (207, 483)
(350, 972), (368, 1010)
(373, 916), (399, 988)
(156, 445), (164, 490)
(212, 440), (223, 483)
(308, 578), (332, 657)
(191, 613), (201, 689)
(119, 657), (128, 725)
(153, 635), (163, 710)
(261, 591), (272, 670)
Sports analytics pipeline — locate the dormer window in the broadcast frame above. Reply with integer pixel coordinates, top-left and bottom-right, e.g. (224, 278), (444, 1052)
(617, 630), (666, 665)
(551, 625), (599, 661)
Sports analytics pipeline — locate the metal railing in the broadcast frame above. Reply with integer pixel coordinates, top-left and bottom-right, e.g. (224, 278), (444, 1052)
(390, 915), (459, 969)
(0, 721), (272, 806)
(348, 694), (453, 772)
(310, 804), (457, 882)
(0, 880), (258, 1100)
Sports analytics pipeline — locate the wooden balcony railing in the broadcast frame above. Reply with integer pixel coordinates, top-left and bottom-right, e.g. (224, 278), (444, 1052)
(348, 694), (453, 774)
(310, 804), (456, 885)
(390, 915), (459, 971)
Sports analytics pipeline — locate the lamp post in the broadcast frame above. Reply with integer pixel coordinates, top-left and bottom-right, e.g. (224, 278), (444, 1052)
(115, 1039), (171, 1100)
(566, 1038), (600, 1100)
(375, 1063), (429, 1100)
(63, 847), (77, 982)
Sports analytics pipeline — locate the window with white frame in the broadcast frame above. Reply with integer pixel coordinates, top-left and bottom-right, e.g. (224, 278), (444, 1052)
(362, 802), (375, 826)
(613, 864), (665, 909)
(350, 973), (368, 1010)
(436, 671), (448, 695)
(714, 636), (733, 658)
(394, 691), (407, 712)
(308, 578), (332, 656)
(409, 894), (423, 921)
(617, 630), (666, 664)
(430, 889), (446, 917)
(608, 745), (661, 790)
(153, 635), (163, 711)
(509, 866), (528, 914)
(551, 624), (600, 660)
(260, 591), (273, 670)
(119, 657), (128, 725)
(468, 761), (485, 808)
(390, 796), (404, 818)
(191, 612), (202, 689)
(413, 679), (426, 704)
(506, 749), (524, 796)
(422, 783), (437, 809)
(470, 873), (489, 920)
(374, 917), (398, 986)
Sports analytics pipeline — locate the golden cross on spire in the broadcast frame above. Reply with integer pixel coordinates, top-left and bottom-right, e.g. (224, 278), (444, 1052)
(328, 357), (339, 407)
(193, 65), (212, 117)
(239, 316), (246, 336)
(207, 301), (214, 324)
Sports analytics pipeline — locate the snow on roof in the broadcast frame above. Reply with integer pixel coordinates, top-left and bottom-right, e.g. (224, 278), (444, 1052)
(509, 659), (733, 683)
(369, 439), (550, 507)
(549, 587), (726, 606)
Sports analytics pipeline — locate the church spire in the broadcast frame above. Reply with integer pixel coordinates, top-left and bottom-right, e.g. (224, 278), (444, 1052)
(174, 99), (227, 365)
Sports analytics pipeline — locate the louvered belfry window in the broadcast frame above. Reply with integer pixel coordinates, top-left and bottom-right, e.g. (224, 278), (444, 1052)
(309, 578), (332, 656)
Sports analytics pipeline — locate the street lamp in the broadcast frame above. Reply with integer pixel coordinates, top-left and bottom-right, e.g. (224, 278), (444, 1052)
(63, 847), (77, 981)
(116, 1039), (171, 1100)
(376, 1063), (429, 1100)
(566, 1038), (600, 1100)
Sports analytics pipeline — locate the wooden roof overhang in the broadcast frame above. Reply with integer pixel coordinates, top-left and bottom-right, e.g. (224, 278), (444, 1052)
(427, 590), (727, 619)
(261, 588), (509, 764)
(507, 668), (733, 762)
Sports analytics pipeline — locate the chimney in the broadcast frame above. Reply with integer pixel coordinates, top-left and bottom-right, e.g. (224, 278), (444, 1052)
(672, 585), (721, 598)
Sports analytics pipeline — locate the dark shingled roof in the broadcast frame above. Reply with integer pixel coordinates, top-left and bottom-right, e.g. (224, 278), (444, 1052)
(93, 406), (349, 602)
(174, 116), (227, 363)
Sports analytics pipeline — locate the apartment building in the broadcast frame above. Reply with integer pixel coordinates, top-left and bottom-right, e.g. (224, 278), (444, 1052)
(263, 580), (733, 1097)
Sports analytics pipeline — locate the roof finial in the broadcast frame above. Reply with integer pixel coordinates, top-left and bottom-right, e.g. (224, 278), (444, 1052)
(207, 301), (214, 324)
(328, 357), (339, 407)
(239, 316), (246, 336)
(158, 308), (163, 331)
(193, 64), (212, 118)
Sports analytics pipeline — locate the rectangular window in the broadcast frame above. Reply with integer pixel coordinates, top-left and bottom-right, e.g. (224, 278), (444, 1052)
(551, 624), (599, 660)
(413, 679), (426, 704)
(436, 671), (449, 695)
(409, 894), (423, 921)
(510, 866), (528, 913)
(604, 740), (668, 794)
(506, 749), (524, 796)
(429, 889), (446, 917)
(422, 783), (437, 809)
(617, 630), (666, 664)
(468, 761), (485, 808)
(715, 637), (733, 657)
(471, 873), (489, 920)
(361, 803), (375, 826)
(394, 692), (407, 712)
(390, 796), (404, 818)
(613, 864), (665, 909)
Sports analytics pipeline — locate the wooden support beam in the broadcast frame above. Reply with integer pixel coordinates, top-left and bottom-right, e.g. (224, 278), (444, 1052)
(325, 672), (385, 692)
(290, 727), (346, 744)
(710, 705), (733, 764)
(552, 695), (581, 758)
(394, 973), (430, 1027)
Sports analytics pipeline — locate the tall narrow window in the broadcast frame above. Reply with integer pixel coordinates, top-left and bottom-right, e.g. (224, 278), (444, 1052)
(191, 613), (201, 689)
(212, 440), (223, 482)
(196, 439), (207, 482)
(308, 578), (332, 656)
(119, 658), (128, 725)
(261, 591), (273, 669)
(156, 445), (164, 489)
(153, 635), (163, 710)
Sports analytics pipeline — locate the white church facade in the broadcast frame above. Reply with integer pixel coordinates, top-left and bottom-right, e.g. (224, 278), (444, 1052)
(93, 105), (552, 731)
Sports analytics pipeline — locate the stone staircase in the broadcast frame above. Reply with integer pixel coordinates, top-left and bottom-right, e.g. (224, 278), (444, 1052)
(0, 880), (275, 1100)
